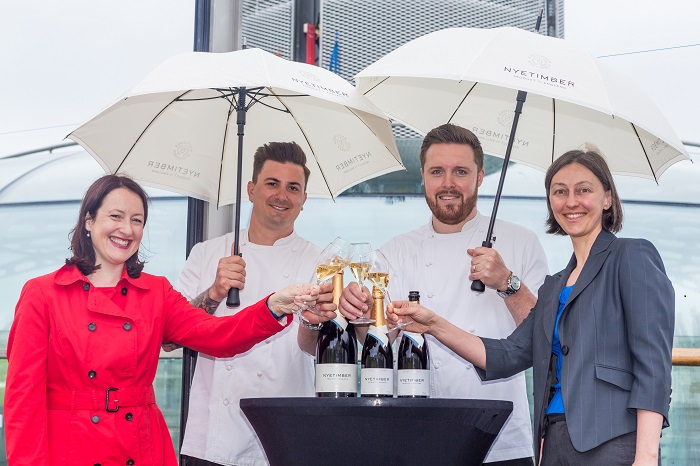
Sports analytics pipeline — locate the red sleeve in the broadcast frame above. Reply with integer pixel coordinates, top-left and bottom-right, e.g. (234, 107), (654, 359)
(5, 279), (51, 464)
(163, 285), (292, 357)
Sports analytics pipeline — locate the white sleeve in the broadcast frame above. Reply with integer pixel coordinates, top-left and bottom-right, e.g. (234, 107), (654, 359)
(174, 241), (206, 300)
(518, 230), (549, 297)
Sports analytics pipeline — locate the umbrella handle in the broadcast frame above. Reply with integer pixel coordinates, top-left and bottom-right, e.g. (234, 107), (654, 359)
(226, 287), (241, 308)
(470, 279), (486, 293)
(470, 240), (493, 293)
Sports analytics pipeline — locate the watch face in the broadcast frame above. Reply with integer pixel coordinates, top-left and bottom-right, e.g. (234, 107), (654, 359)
(510, 274), (521, 291)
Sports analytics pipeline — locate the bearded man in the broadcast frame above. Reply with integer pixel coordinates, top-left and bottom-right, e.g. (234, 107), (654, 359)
(339, 124), (549, 466)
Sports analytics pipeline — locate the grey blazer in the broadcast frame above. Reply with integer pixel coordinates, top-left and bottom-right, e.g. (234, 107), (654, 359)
(476, 230), (674, 461)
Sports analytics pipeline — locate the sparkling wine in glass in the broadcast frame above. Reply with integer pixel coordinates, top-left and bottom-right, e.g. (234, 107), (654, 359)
(348, 242), (372, 284)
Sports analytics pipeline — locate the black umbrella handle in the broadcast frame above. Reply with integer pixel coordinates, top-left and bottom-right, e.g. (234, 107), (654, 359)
(225, 87), (248, 309)
(471, 90), (527, 293)
(470, 240), (493, 292)
(226, 287), (241, 308)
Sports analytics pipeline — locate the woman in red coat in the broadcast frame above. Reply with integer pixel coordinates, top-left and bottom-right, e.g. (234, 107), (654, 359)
(4, 175), (332, 465)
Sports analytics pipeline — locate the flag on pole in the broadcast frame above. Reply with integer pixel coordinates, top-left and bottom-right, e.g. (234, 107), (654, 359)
(329, 31), (339, 74)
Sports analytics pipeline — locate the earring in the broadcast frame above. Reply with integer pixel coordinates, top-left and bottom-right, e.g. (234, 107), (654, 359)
(87, 231), (91, 238)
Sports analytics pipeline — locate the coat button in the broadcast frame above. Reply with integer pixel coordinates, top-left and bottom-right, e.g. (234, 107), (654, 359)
(83, 283), (90, 291)
(91, 415), (100, 424)
(562, 345), (570, 356)
(88, 323), (97, 332)
(88, 370), (97, 379)
(125, 412), (133, 421)
(126, 460), (135, 465)
(121, 287), (128, 296)
(123, 322), (132, 331)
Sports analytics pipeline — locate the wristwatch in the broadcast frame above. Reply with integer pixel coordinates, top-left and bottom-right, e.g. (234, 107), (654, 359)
(497, 272), (521, 298)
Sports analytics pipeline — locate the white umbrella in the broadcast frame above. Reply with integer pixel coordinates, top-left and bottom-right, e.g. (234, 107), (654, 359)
(356, 27), (688, 178)
(70, 48), (402, 205)
(68, 47), (403, 305)
(356, 26), (690, 291)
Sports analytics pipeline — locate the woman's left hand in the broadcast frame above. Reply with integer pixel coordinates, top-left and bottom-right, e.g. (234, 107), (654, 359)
(300, 282), (337, 323)
(268, 283), (336, 323)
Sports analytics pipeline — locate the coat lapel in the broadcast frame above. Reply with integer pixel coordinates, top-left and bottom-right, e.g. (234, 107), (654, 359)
(564, 230), (616, 309)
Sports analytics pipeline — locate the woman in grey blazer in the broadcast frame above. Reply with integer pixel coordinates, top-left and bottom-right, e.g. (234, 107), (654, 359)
(388, 150), (674, 466)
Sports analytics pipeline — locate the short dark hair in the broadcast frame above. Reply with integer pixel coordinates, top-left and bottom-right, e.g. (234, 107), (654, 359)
(544, 149), (623, 235)
(251, 142), (311, 190)
(66, 175), (150, 277)
(419, 124), (484, 172)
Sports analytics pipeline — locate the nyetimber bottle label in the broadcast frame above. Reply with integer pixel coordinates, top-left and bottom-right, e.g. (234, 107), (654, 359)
(397, 369), (430, 397)
(361, 368), (394, 396)
(315, 364), (357, 393)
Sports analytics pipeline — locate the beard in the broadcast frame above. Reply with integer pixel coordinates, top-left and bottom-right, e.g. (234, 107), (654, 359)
(425, 189), (478, 225)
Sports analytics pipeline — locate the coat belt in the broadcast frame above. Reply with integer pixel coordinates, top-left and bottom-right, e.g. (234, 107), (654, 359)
(47, 386), (155, 411)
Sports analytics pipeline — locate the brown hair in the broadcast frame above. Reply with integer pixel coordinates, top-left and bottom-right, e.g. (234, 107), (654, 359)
(544, 149), (623, 235)
(66, 175), (149, 277)
(419, 124), (484, 172)
(251, 142), (311, 190)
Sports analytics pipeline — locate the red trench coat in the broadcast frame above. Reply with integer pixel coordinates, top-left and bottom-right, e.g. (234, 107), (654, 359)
(4, 264), (291, 465)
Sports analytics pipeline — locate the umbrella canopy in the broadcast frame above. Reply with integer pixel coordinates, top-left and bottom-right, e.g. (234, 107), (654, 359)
(68, 48), (403, 206)
(356, 26), (689, 180)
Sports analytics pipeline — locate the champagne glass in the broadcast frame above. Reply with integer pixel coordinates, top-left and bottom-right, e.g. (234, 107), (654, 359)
(293, 238), (350, 328)
(347, 242), (374, 325)
(312, 237), (350, 285)
(363, 249), (413, 333)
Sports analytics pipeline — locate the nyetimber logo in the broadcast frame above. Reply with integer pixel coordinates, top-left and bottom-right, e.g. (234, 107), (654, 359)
(172, 141), (193, 160)
(333, 134), (351, 152)
(503, 59), (575, 89)
(496, 109), (514, 129)
(528, 54), (551, 69)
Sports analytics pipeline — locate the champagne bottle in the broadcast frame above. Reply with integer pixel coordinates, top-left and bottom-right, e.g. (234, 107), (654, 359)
(397, 291), (430, 398)
(360, 286), (394, 397)
(315, 271), (358, 397)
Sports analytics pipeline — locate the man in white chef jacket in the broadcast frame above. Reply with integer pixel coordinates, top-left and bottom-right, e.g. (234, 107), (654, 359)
(172, 142), (324, 466)
(340, 124), (549, 465)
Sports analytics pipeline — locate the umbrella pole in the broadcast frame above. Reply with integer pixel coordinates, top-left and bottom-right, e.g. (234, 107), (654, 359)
(471, 90), (527, 292)
(226, 86), (247, 308)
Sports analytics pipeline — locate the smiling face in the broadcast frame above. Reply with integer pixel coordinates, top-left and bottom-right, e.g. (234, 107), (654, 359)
(85, 187), (145, 275)
(421, 143), (484, 233)
(247, 160), (307, 240)
(548, 162), (612, 245)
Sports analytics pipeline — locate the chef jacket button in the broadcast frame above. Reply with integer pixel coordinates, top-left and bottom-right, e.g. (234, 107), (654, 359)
(226, 365), (233, 371)
(425, 262), (432, 267)
(427, 293), (434, 298)
(91, 415), (100, 424)
(257, 371), (263, 377)
(83, 283), (90, 291)
(562, 345), (570, 356)
(123, 322), (132, 331)
(125, 412), (134, 421)
(468, 327), (476, 333)
(223, 399), (229, 406)
(88, 323), (97, 332)
(126, 460), (135, 465)
(283, 273), (289, 278)
(121, 287), (128, 296)
(88, 370), (97, 379)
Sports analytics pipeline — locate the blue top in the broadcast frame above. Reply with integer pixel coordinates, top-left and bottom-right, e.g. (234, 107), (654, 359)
(546, 284), (574, 415)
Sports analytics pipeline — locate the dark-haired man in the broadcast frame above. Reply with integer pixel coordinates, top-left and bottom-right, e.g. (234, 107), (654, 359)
(173, 142), (327, 466)
(340, 124), (548, 465)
